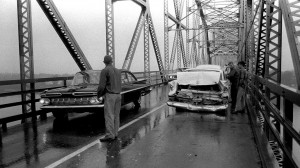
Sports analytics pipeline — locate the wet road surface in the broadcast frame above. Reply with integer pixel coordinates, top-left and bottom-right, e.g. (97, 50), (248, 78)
(0, 84), (261, 168)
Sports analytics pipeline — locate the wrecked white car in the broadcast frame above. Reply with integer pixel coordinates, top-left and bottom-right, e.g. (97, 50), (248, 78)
(167, 65), (229, 112)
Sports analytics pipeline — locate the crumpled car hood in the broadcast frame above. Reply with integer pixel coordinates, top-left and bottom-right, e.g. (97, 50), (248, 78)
(177, 71), (220, 85)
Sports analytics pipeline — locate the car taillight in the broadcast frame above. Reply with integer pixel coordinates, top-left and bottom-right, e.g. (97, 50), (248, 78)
(169, 81), (175, 90)
(168, 81), (177, 96)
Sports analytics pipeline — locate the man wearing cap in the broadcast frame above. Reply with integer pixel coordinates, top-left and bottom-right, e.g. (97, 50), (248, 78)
(97, 55), (121, 142)
(226, 61), (239, 113)
(234, 61), (247, 113)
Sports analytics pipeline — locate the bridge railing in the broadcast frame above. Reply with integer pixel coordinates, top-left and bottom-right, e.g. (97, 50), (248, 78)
(0, 70), (171, 145)
(246, 74), (300, 168)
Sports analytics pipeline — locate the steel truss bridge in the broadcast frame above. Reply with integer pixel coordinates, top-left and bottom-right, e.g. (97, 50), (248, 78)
(1, 0), (300, 167)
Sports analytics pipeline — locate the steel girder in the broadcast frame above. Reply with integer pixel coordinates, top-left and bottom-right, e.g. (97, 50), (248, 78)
(195, 0), (211, 64)
(252, 0), (261, 73)
(17, 0), (36, 118)
(165, 0), (189, 70)
(167, 13), (187, 29)
(105, 0), (115, 66)
(122, 10), (146, 70)
(166, 0), (187, 69)
(245, 0), (253, 65)
(255, 0), (267, 77)
(281, 0), (300, 90)
(174, 0), (187, 68)
(36, 0), (91, 70)
(195, 0), (241, 64)
(189, 6), (200, 67)
(264, 0), (282, 138)
(148, 14), (165, 75)
(174, 0), (182, 68)
(109, 0), (164, 77)
(164, 0), (169, 71)
(144, 13), (150, 81)
(186, 0), (190, 67)
(169, 31), (178, 70)
(264, 0), (282, 84)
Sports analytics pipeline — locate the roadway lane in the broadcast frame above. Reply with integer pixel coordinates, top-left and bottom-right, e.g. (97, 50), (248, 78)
(0, 84), (169, 168)
(54, 106), (262, 168)
(1, 84), (262, 168)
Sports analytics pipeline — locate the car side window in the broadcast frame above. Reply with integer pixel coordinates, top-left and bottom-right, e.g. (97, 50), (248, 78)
(121, 73), (128, 84)
(127, 73), (136, 83)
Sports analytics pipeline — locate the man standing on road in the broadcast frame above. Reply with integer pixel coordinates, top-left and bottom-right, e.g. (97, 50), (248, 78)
(227, 61), (239, 113)
(234, 61), (247, 113)
(97, 55), (121, 142)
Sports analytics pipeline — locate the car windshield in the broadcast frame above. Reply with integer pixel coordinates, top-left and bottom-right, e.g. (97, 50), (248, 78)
(177, 70), (221, 85)
(71, 71), (100, 85)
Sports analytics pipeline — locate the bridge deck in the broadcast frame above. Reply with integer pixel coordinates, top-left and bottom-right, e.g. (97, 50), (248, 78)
(57, 107), (261, 168)
(1, 85), (272, 168)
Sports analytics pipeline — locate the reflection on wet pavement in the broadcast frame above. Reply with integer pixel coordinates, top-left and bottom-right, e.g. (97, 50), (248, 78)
(0, 85), (169, 167)
(0, 85), (259, 168)
(57, 104), (259, 168)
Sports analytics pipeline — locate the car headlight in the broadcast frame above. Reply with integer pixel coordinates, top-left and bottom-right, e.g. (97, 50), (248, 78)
(39, 98), (50, 105)
(90, 96), (103, 104)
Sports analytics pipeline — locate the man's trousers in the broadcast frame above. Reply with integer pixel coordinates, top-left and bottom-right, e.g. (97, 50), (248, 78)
(104, 93), (121, 138)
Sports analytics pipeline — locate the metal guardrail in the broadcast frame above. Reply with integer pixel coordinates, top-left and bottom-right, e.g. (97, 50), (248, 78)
(0, 71), (170, 145)
(246, 74), (300, 168)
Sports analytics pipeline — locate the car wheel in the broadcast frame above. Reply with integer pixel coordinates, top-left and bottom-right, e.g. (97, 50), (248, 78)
(133, 96), (141, 110)
(175, 107), (184, 112)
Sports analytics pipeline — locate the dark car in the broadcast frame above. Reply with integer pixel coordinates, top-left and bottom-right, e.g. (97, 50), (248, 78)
(39, 70), (152, 120)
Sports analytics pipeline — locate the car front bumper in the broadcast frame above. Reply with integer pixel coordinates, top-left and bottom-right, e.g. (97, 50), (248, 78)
(167, 101), (228, 112)
(40, 104), (104, 112)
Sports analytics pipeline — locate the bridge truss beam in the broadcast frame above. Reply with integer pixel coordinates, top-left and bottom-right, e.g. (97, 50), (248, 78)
(109, 0), (164, 78)
(166, 0), (188, 70)
(281, 0), (300, 90)
(36, 0), (92, 70)
(195, 0), (211, 64)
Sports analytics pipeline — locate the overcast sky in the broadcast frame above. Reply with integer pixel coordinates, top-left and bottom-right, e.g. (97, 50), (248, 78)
(0, 0), (295, 75)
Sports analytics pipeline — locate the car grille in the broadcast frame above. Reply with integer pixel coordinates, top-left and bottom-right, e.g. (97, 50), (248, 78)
(202, 99), (221, 105)
(175, 95), (222, 105)
(51, 97), (91, 105)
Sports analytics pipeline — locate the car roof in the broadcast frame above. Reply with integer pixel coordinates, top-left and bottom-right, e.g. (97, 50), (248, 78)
(186, 64), (223, 71)
(80, 69), (129, 73)
(195, 64), (222, 70)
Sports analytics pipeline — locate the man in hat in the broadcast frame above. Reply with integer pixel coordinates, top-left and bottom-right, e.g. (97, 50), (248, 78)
(226, 61), (239, 113)
(97, 55), (121, 142)
(234, 61), (247, 113)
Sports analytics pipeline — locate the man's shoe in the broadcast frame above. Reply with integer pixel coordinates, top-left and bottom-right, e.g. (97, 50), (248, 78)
(100, 135), (115, 142)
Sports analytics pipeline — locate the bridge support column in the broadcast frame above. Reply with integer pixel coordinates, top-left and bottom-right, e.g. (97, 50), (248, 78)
(17, 0), (36, 123)
(105, 0), (115, 66)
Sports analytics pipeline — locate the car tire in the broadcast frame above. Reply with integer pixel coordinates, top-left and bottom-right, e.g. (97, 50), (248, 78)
(133, 96), (141, 111)
(175, 107), (184, 112)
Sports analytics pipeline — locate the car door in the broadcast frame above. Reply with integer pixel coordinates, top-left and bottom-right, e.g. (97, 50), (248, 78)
(120, 72), (138, 105)
(126, 72), (142, 104)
